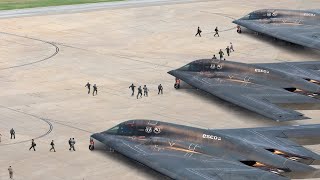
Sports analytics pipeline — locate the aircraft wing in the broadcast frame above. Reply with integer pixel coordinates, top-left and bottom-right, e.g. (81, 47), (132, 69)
(233, 19), (320, 50)
(169, 71), (320, 121)
(255, 61), (320, 81)
(92, 133), (288, 180)
(309, 9), (320, 14)
(215, 124), (320, 178)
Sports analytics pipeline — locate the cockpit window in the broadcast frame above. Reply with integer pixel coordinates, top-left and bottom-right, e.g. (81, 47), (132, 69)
(249, 13), (263, 20)
(189, 63), (203, 72)
(106, 123), (135, 136)
(243, 14), (250, 19)
(118, 124), (135, 135)
(179, 64), (190, 71)
(106, 125), (120, 134)
(178, 63), (203, 72)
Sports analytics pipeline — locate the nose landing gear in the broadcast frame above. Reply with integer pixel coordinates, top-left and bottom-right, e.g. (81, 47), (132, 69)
(174, 78), (181, 89)
(237, 25), (242, 33)
(89, 138), (95, 151)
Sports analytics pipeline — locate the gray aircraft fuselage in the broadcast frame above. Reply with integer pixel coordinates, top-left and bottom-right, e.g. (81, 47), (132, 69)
(237, 9), (320, 24)
(233, 9), (320, 50)
(169, 59), (320, 96)
(92, 120), (320, 179)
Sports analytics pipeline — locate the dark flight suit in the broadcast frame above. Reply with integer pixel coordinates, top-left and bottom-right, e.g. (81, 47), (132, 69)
(226, 47), (230, 56)
(8, 167), (13, 179)
(70, 139), (76, 151)
(10, 129), (15, 139)
(29, 140), (36, 151)
(129, 84), (136, 96)
(214, 27), (219, 37)
(68, 139), (72, 150)
(219, 50), (224, 60)
(195, 27), (202, 37)
(85, 82), (91, 94)
(143, 86), (148, 97)
(158, 84), (163, 94)
(50, 141), (56, 152)
(93, 85), (97, 96)
(137, 87), (143, 99)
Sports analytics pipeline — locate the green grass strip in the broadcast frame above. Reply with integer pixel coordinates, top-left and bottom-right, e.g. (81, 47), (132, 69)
(0, 0), (123, 10)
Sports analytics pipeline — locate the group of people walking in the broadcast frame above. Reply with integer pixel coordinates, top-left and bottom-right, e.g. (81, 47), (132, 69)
(129, 83), (163, 99)
(85, 82), (98, 96)
(212, 42), (235, 60)
(0, 129), (78, 153)
(27, 138), (77, 152)
(6, 137), (92, 179)
(194, 26), (237, 60)
(195, 26), (220, 37)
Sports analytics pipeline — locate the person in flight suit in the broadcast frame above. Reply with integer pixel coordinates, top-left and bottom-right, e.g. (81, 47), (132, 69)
(129, 83), (136, 96)
(92, 84), (98, 96)
(143, 85), (149, 97)
(230, 42), (234, 52)
(214, 27), (220, 37)
(50, 140), (56, 152)
(226, 46), (230, 56)
(29, 139), (36, 151)
(158, 84), (163, 94)
(70, 138), (76, 151)
(195, 26), (202, 37)
(8, 166), (13, 179)
(10, 128), (15, 139)
(137, 86), (143, 99)
(85, 82), (91, 94)
(218, 49), (224, 60)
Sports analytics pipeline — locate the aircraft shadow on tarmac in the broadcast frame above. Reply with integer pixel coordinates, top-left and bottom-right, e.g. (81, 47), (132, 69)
(177, 82), (307, 126)
(241, 29), (320, 56)
(93, 142), (171, 180)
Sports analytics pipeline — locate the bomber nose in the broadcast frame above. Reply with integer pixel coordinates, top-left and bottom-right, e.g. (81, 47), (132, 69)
(167, 70), (177, 76)
(91, 133), (106, 142)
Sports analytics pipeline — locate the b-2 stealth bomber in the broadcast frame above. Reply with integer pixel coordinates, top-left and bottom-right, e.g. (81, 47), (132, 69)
(168, 59), (320, 121)
(91, 119), (320, 180)
(233, 9), (320, 50)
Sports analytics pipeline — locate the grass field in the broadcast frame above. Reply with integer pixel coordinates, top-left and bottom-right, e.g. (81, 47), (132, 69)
(0, 0), (123, 10)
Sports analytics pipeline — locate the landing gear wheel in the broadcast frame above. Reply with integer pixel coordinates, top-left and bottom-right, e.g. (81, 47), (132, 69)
(174, 83), (180, 89)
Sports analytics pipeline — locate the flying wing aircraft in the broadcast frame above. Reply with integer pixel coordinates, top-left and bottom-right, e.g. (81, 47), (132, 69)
(233, 9), (320, 50)
(168, 59), (320, 121)
(91, 120), (320, 180)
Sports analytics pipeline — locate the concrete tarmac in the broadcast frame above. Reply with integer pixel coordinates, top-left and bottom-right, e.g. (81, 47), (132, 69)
(0, 0), (320, 179)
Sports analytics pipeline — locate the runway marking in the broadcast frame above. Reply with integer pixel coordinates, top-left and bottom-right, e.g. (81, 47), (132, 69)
(0, 104), (94, 147)
(0, 105), (53, 146)
(0, 31), (59, 71)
